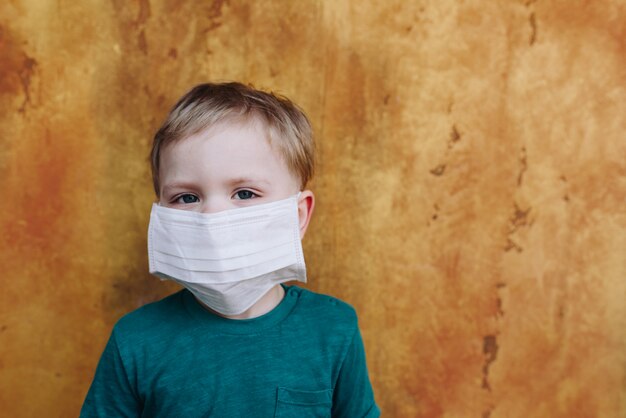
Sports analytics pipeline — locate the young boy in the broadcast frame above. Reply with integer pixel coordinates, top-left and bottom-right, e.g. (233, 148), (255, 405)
(80, 82), (380, 417)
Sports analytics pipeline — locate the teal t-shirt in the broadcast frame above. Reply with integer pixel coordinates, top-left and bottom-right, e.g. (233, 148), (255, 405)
(80, 284), (380, 417)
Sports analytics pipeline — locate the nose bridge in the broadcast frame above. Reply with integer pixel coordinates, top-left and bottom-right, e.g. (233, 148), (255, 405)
(200, 195), (229, 214)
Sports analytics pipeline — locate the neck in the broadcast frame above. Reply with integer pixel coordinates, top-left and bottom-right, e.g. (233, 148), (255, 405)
(197, 284), (286, 320)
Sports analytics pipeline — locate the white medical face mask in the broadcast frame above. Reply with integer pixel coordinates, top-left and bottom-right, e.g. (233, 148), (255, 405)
(147, 194), (307, 316)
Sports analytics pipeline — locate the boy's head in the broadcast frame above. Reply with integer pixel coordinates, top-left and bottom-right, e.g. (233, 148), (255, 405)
(150, 82), (314, 197)
(149, 82), (315, 235)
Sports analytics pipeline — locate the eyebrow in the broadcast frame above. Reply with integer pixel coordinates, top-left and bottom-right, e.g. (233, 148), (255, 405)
(161, 182), (200, 194)
(227, 177), (270, 187)
(161, 178), (270, 194)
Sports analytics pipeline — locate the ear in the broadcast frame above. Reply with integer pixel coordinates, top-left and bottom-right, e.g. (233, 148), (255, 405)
(297, 190), (315, 239)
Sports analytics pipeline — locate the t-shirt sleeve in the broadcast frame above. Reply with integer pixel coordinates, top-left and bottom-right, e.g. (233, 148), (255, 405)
(80, 327), (143, 418)
(331, 325), (381, 418)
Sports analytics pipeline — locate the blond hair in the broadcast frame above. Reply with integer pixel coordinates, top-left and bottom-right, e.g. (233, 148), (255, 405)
(150, 82), (314, 196)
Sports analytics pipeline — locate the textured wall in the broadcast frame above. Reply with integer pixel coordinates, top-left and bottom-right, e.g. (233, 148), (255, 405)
(1, 1), (625, 417)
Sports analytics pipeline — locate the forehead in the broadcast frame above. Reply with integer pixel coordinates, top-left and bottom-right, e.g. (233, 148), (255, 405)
(163, 117), (273, 162)
(158, 117), (298, 188)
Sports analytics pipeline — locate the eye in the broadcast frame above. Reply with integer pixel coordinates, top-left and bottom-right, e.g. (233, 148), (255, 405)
(175, 194), (199, 204)
(233, 190), (258, 200)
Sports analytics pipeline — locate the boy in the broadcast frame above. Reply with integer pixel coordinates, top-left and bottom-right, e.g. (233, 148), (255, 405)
(80, 82), (380, 417)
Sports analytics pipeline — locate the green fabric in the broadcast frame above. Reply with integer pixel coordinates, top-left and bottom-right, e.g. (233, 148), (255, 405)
(80, 284), (380, 417)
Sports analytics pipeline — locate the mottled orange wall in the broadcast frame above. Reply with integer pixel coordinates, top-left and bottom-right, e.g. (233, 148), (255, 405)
(1, 1), (625, 417)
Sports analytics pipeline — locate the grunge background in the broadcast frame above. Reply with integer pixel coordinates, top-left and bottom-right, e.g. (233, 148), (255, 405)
(0, 1), (625, 417)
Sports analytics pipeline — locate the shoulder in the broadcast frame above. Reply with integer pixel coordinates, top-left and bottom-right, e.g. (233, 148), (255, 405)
(111, 290), (188, 342)
(290, 285), (359, 334)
